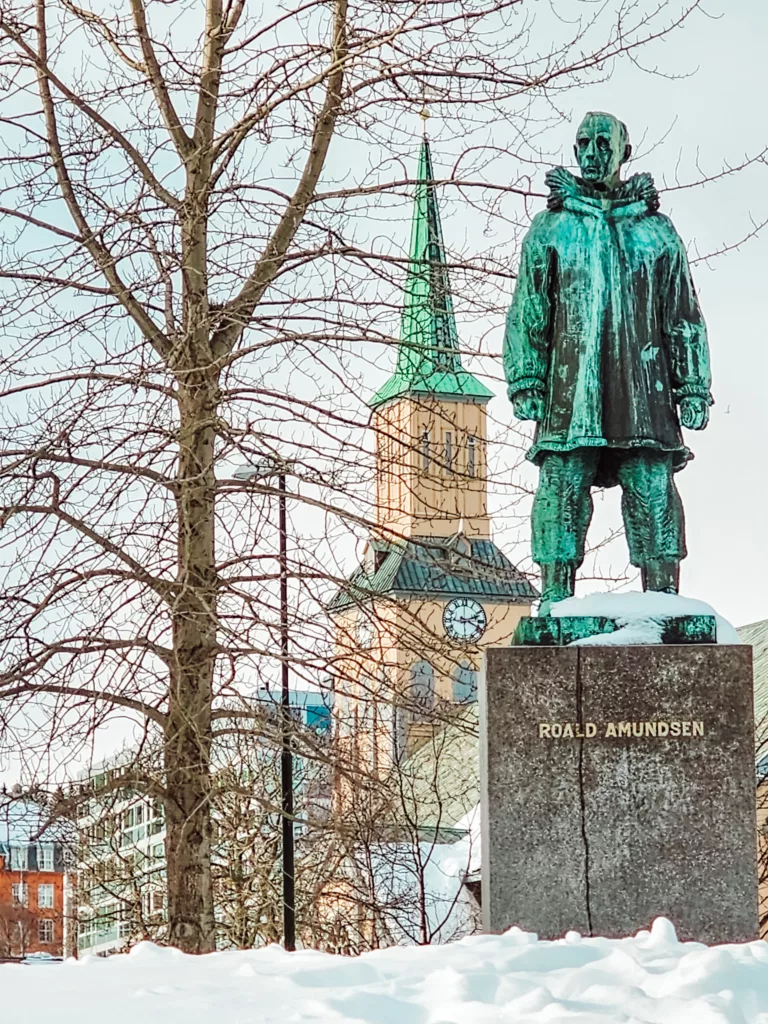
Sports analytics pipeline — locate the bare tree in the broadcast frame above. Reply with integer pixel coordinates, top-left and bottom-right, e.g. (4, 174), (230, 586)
(210, 715), (337, 950)
(0, 0), (715, 952)
(0, 903), (38, 958)
(72, 716), (334, 952)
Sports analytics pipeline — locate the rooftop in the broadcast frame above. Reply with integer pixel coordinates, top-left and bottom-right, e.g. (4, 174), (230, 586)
(0, 795), (74, 848)
(329, 535), (537, 612)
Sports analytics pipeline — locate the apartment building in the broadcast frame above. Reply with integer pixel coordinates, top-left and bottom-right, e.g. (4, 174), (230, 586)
(0, 791), (74, 958)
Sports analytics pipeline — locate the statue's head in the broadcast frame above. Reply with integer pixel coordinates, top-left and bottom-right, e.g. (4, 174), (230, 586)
(574, 112), (631, 189)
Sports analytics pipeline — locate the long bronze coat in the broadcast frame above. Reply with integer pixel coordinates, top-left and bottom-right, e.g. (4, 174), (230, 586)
(503, 170), (712, 487)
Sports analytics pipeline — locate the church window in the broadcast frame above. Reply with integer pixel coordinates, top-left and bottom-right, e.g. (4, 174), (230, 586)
(467, 435), (477, 478)
(352, 706), (360, 768)
(409, 660), (435, 720)
(452, 661), (477, 703)
(12, 882), (28, 906)
(443, 431), (453, 472)
(420, 430), (431, 471)
(371, 703), (379, 775)
(392, 703), (408, 764)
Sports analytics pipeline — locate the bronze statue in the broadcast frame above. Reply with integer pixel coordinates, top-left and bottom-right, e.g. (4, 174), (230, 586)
(503, 112), (713, 613)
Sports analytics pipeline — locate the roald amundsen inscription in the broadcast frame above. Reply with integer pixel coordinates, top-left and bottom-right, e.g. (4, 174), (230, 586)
(538, 720), (705, 739)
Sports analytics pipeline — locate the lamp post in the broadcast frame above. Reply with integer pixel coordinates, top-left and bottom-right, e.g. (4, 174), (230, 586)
(232, 458), (295, 951)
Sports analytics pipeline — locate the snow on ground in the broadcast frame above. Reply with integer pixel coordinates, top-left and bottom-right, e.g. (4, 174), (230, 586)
(551, 591), (741, 645)
(8, 918), (768, 1023)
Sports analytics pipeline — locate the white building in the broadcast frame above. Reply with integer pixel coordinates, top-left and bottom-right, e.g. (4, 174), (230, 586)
(76, 690), (331, 955)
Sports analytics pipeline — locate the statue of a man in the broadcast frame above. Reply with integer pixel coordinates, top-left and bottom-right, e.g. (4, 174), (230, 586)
(503, 112), (713, 613)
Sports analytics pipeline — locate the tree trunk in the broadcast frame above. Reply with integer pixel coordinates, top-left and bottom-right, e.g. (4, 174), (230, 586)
(164, 377), (219, 953)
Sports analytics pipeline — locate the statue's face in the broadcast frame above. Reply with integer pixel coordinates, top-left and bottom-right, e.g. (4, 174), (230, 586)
(574, 115), (629, 187)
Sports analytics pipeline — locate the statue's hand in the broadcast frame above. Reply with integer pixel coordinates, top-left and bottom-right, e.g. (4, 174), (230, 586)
(512, 388), (545, 422)
(679, 395), (709, 431)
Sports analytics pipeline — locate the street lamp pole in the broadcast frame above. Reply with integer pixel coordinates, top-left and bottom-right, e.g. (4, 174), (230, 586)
(277, 472), (296, 952)
(232, 459), (295, 951)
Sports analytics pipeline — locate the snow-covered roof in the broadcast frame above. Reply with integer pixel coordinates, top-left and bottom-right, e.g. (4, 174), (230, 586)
(0, 797), (74, 848)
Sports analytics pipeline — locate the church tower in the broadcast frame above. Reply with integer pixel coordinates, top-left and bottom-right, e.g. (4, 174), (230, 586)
(369, 137), (494, 541)
(330, 138), (536, 778)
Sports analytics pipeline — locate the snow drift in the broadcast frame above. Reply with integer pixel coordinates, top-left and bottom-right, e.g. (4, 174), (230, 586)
(7, 918), (768, 1023)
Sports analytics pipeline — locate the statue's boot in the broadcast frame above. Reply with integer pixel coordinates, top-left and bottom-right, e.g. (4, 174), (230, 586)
(538, 563), (576, 617)
(641, 560), (680, 594)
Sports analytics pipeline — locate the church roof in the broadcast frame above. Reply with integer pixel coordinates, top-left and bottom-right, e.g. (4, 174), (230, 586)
(328, 536), (537, 612)
(369, 138), (493, 409)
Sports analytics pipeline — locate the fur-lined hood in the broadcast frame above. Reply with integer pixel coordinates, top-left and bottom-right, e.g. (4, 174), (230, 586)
(545, 166), (660, 218)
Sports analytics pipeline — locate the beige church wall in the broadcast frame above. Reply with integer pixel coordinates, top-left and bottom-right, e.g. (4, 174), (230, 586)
(374, 399), (414, 535)
(373, 396), (489, 539)
(392, 598), (529, 700)
(332, 596), (530, 715)
(331, 602), (401, 701)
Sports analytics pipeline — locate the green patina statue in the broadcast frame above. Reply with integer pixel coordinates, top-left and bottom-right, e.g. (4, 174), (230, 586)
(503, 112), (713, 614)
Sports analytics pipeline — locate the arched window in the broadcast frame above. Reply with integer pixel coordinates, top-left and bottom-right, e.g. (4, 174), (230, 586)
(420, 430), (431, 471)
(392, 703), (408, 765)
(443, 431), (453, 472)
(409, 660), (435, 720)
(452, 660), (477, 704)
(467, 435), (477, 478)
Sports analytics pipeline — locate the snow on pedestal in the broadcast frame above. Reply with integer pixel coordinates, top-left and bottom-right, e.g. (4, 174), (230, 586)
(550, 590), (741, 645)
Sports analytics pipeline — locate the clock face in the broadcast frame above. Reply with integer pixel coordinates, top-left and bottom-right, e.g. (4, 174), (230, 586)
(442, 598), (487, 644)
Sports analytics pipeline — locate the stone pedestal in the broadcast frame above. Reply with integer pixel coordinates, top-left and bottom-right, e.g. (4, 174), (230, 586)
(480, 645), (757, 943)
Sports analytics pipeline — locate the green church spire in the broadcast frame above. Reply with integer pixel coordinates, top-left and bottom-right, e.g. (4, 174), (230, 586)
(369, 138), (493, 409)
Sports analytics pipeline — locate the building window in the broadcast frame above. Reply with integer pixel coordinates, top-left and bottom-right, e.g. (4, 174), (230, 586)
(352, 705), (360, 768)
(371, 703), (379, 776)
(38, 919), (54, 944)
(151, 891), (165, 913)
(467, 436), (477, 478)
(38, 883), (54, 909)
(12, 882), (28, 906)
(409, 660), (435, 721)
(10, 844), (28, 871)
(443, 431), (453, 472)
(37, 843), (54, 871)
(452, 661), (478, 703)
(392, 703), (408, 765)
(420, 430), (431, 471)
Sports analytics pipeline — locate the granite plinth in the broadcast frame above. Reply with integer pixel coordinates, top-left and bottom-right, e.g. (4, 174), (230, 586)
(480, 645), (757, 942)
(512, 614), (717, 646)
